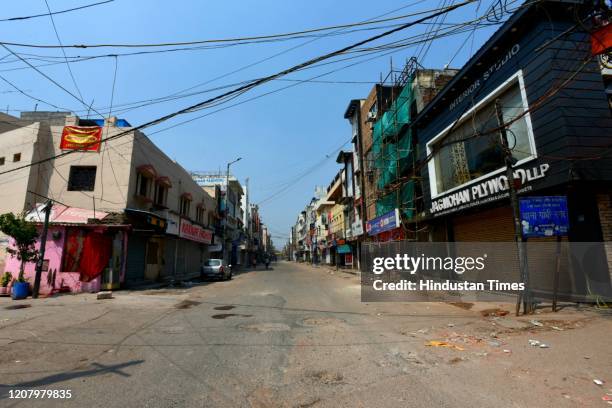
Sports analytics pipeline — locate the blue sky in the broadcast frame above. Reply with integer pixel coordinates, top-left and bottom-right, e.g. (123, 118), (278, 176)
(0, 0), (507, 243)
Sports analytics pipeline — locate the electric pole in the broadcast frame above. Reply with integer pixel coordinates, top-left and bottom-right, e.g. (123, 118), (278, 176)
(33, 200), (52, 298)
(495, 99), (531, 315)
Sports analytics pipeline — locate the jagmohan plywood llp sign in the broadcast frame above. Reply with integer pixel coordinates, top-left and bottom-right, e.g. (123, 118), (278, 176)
(60, 126), (102, 151)
(179, 219), (213, 244)
(429, 163), (550, 217)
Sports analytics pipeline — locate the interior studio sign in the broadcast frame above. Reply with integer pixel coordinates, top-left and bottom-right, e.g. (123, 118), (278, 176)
(430, 163), (550, 216)
(449, 44), (520, 111)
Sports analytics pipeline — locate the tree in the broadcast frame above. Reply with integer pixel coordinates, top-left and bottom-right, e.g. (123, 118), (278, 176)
(0, 213), (39, 282)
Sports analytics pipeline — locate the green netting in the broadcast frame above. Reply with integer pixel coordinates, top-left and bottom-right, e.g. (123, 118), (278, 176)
(371, 81), (416, 219)
(375, 181), (415, 219)
(371, 82), (415, 190)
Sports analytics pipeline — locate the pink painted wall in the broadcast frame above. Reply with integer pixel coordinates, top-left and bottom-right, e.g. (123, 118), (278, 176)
(4, 226), (100, 296)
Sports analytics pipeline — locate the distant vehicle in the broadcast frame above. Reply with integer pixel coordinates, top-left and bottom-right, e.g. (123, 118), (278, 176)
(201, 259), (232, 281)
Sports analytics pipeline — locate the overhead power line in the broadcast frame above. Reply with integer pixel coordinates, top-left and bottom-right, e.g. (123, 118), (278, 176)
(0, 0), (114, 22)
(0, 4), (472, 49)
(0, 0), (475, 178)
(43, 0), (86, 105)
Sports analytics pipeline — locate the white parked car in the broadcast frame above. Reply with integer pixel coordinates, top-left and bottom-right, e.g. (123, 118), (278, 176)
(200, 259), (232, 280)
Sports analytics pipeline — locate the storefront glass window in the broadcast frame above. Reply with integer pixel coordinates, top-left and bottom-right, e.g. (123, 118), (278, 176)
(433, 81), (533, 193)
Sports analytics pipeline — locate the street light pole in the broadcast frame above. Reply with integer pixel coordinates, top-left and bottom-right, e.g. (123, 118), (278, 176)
(223, 157), (242, 264)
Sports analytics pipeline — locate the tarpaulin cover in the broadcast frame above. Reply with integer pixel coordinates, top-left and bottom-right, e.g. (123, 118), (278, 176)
(79, 233), (112, 281)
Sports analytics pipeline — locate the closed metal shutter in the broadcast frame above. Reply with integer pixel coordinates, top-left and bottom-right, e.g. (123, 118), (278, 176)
(125, 235), (146, 282)
(453, 207), (515, 242)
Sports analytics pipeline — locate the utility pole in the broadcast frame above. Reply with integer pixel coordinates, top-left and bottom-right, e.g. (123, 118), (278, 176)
(495, 100), (531, 315)
(32, 200), (52, 298)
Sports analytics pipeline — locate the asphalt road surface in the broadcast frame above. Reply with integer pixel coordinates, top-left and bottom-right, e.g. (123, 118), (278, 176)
(1, 261), (610, 407)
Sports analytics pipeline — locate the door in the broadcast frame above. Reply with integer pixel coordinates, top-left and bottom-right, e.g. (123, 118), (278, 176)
(145, 238), (164, 281)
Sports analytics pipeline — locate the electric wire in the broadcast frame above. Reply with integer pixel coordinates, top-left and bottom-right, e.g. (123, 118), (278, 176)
(0, 0), (477, 178)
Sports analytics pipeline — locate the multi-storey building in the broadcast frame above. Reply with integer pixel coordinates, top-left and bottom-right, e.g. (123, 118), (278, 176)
(0, 112), (217, 293)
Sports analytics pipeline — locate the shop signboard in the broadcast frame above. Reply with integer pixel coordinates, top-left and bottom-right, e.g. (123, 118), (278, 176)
(366, 209), (400, 236)
(352, 220), (364, 237)
(429, 163), (551, 217)
(519, 196), (569, 238)
(179, 219), (213, 244)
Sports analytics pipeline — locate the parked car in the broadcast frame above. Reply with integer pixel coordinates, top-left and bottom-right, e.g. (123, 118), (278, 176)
(200, 259), (232, 281)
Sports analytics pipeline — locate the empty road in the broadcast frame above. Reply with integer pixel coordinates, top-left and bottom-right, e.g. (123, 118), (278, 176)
(1, 261), (610, 407)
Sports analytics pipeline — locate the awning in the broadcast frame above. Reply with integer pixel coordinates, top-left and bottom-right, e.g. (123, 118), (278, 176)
(337, 244), (352, 254)
(157, 176), (172, 188)
(137, 164), (157, 178)
(181, 192), (193, 201)
(25, 203), (108, 224)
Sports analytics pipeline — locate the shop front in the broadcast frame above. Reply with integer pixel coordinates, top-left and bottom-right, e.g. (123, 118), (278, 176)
(124, 208), (167, 285)
(413, 3), (612, 299)
(4, 204), (129, 295)
(178, 218), (212, 278)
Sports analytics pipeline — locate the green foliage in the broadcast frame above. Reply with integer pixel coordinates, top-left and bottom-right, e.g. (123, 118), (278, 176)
(1, 271), (12, 287)
(0, 212), (39, 281)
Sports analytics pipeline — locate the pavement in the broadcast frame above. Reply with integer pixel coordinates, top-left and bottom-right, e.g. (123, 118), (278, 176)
(0, 261), (611, 407)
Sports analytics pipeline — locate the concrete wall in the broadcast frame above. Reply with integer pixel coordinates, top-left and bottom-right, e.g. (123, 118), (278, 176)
(0, 114), (216, 221)
(0, 120), (43, 214)
(3, 226), (98, 295)
(128, 133), (215, 220)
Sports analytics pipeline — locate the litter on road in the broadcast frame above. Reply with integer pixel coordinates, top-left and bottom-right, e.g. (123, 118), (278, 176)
(425, 341), (465, 351)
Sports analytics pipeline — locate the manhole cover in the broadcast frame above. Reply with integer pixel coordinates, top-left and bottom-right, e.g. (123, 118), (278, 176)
(240, 323), (291, 332)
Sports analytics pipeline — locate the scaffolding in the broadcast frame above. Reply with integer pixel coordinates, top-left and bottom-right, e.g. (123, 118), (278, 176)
(369, 57), (424, 240)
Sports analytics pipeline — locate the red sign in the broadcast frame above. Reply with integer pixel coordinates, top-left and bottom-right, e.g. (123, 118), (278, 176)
(179, 219), (213, 244)
(60, 126), (102, 151)
(345, 253), (353, 265)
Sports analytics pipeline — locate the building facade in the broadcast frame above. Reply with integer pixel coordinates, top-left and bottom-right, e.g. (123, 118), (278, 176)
(0, 112), (217, 293)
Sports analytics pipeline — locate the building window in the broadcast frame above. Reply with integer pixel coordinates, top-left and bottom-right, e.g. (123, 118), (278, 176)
(0, 157), (4, 165)
(68, 166), (97, 191)
(428, 73), (535, 196)
(196, 206), (206, 224)
(155, 184), (168, 207)
(13, 153), (21, 162)
(136, 173), (152, 199)
(180, 196), (191, 216)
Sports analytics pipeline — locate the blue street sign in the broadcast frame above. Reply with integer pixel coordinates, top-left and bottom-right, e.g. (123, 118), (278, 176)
(519, 196), (569, 238)
(366, 208), (400, 236)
